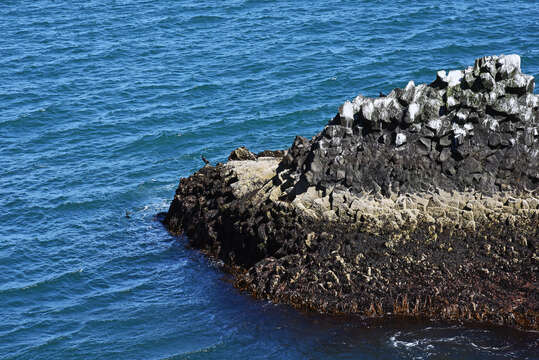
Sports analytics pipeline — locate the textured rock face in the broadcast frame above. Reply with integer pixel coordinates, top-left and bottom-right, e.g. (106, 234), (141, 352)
(279, 54), (537, 199)
(164, 55), (538, 330)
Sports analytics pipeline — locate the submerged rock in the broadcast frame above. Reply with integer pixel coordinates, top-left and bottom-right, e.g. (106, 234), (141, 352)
(164, 55), (538, 330)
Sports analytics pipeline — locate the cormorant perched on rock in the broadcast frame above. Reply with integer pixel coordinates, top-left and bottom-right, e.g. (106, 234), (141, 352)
(201, 156), (210, 165)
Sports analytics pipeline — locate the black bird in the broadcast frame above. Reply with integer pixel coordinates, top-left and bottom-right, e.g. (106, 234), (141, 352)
(379, 91), (386, 97)
(201, 156), (210, 165)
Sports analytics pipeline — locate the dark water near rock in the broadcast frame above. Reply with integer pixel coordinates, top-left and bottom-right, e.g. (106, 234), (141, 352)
(1, 1), (538, 359)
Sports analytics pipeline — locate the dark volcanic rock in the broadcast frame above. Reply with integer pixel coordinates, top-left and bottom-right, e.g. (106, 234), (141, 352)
(228, 146), (257, 161)
(280, 56), (537, 198)
(164, 55), (538, 331)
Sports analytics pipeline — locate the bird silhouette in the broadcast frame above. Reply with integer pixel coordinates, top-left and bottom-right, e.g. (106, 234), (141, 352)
(201, 156), (210, 165)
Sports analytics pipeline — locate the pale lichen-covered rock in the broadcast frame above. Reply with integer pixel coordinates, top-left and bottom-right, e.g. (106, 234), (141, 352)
(164, 55), (538, 331)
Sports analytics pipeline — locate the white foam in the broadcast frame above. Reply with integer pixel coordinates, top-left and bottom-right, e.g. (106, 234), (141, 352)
(388, 332), (420, 349)
(470, 342), (511, 351)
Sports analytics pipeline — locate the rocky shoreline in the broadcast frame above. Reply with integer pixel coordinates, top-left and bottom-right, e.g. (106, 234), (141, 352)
(164, 55), (538, 330)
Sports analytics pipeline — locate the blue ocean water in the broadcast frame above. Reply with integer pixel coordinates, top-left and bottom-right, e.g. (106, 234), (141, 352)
(1, 0), (538, 358)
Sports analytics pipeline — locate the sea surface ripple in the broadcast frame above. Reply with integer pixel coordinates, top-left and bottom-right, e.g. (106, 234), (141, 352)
(1, 1), (538, 359)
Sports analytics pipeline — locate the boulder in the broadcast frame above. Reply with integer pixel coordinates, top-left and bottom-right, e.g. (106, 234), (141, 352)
(228, 146), (257, 161)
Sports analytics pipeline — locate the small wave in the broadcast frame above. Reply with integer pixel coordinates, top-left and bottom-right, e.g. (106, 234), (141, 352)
(387, 326), (537, 359)
(19, 327), (82, 355)
(181, 83), (222, 95)
(389, 332), (421, 349)
(470, 342), (511, 352)
(0, 268), (83, 294)
(160, 340), (225, 359)
(81, 281), (150, 303)
(187, 15), (226, 24)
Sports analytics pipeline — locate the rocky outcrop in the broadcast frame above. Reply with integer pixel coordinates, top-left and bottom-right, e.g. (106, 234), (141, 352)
(281, 54), (537, 197)
(164, 55), (538, 330)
